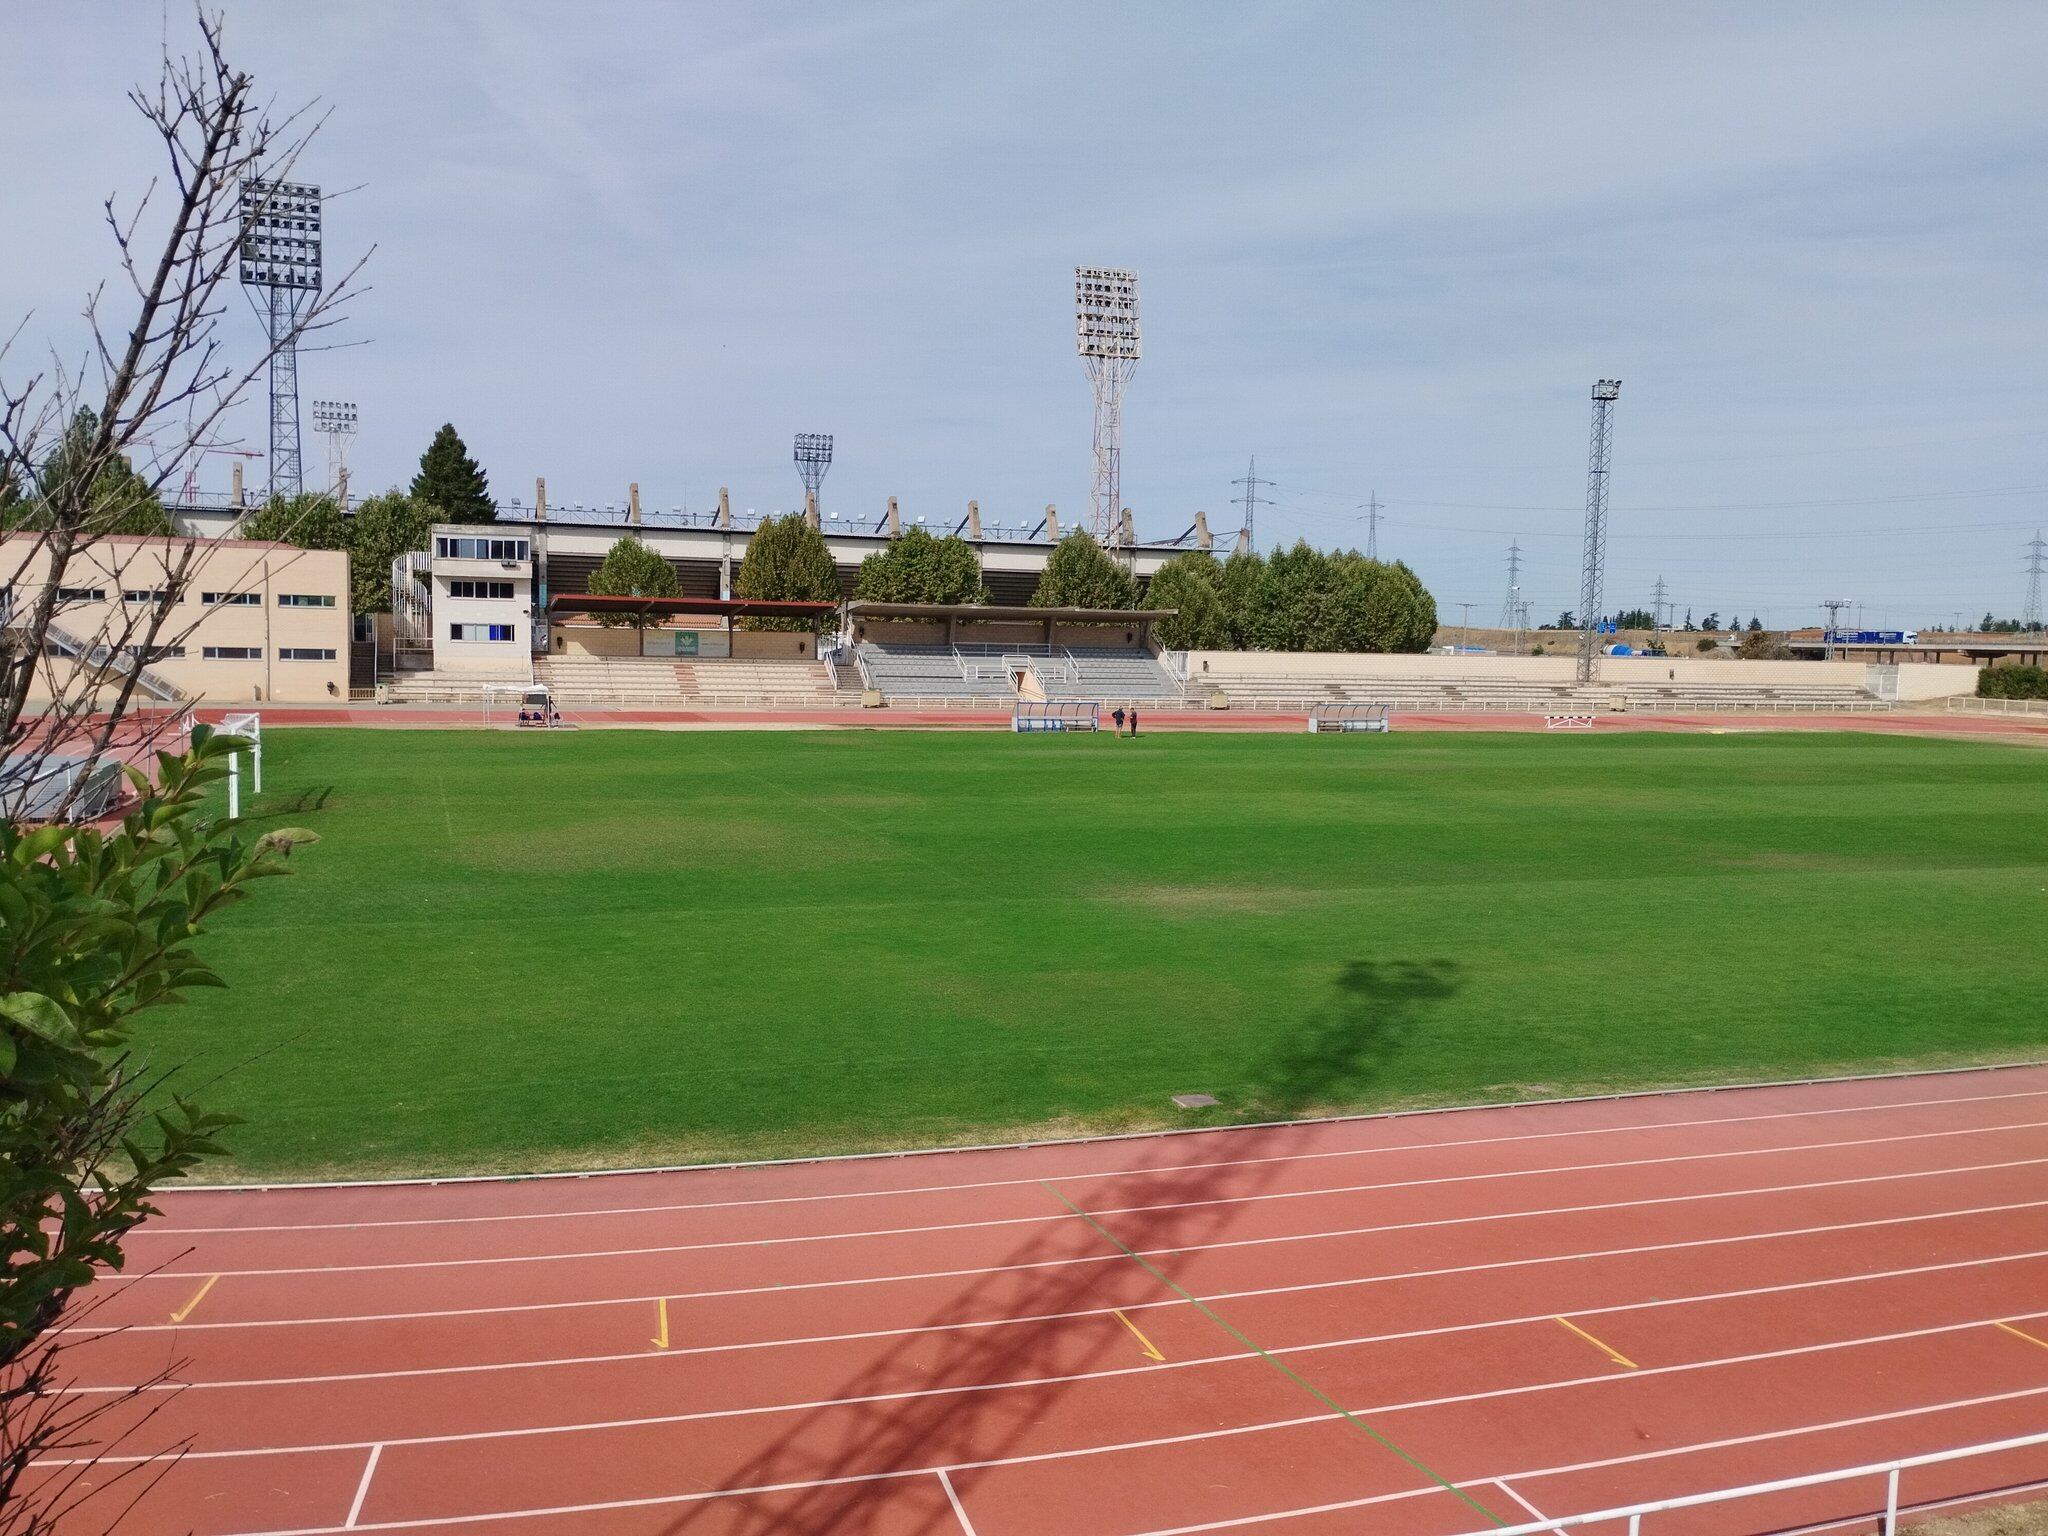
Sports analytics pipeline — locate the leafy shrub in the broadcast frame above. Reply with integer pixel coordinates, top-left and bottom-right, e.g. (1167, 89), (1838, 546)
(1979, 664), (2048, 700)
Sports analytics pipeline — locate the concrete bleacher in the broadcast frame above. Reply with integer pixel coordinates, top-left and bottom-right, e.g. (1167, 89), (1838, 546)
(1191, 659), (1883, 713)
(382, 668), (531, 703)
(855, 640), (1183, 704)
(536, 655), (843, 707)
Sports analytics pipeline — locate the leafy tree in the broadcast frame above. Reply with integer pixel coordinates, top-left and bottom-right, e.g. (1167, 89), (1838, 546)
(347, 491), (434, 615)
(1145, 553), (1232, 650)
(4, 408), (172, 537)
(237, 491), (349, 550)
(1030, 530), (1137, 610)
(1, 730), (314, 1365)
(1243, 543), (1365, 651)
(587, 536), (679, 629)
(1979, 664), (2048, 700)
(853, 527), (988, 605)
(409, 423), (494, 525)
(1700, 612), (1720, 632)
(734, 513), (841, 631)
(1614, 608), (1655, 630)
(1557, 610), (1577, 630)
(1214, 549), (1265, 648)
(1735, 628), (1792, 660)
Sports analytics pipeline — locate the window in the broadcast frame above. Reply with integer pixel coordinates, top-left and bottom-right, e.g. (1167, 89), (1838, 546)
(56, 587), (107, 602)
(277, 593), (335, 608)
(447, 623), (514, 642)
(123, 588), (174, 605)
(278, 647), (336, 661)
(201, 591), (260, 606)
(434, 536), (529, 562)
(446, 579), (515, 600)
(126, 644), (185, 661)
(202, 646), (262, 660)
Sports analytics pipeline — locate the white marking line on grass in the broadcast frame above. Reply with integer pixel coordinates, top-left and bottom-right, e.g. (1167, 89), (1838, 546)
(937, 1469), (979, 1535)
(111, 1121), (2048, 1279)
(42, 1301), (2048, 1467)
(66, 1185), (2048, 1339)
(131, 1381), (2048, 1534)
(344, 1445), (381, 1528)
(64, 1237), (2048, 1395)
(138, 1083), (2048, 1235)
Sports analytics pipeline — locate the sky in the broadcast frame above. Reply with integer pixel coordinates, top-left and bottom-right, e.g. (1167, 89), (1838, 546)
(4, 1), (2046, 631)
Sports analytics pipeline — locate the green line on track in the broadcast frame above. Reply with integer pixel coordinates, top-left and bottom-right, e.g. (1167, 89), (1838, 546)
(1042, 1180), (1507, 1528)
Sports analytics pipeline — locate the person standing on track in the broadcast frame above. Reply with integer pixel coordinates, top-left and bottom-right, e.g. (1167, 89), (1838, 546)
(1128, 703), (1139, 737)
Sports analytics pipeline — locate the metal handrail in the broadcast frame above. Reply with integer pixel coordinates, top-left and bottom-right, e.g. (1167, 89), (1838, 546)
(1468, 1426), (2048, 1535)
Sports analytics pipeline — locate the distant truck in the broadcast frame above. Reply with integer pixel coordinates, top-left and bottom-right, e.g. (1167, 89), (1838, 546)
(1826, 629), (1919, 646)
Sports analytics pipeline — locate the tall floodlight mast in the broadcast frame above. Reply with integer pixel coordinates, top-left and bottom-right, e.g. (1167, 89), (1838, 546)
(311, 400), (356, 503)
(239, 179), (322, 499)
(1575, 380), (1622, 685)
(1075, 267), (1141, 544)
(794, 433), (834, 513)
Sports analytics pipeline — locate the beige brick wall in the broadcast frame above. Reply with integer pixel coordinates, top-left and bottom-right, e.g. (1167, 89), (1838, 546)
(4, 535), (349, 705)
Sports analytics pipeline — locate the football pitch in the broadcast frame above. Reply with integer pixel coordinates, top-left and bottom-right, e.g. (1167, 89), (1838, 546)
(166, 726), (2048, 1180)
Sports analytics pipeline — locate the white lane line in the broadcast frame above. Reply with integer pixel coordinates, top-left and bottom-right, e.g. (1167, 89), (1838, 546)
(83, 1155), (2048, 1302)
(117, 1117), (2048, 1277)
(135, 1083), (2048, 1236)
(58, 1242), (2048, 1394)
(343, 1444), (381, 1528)
(1494, 1479), (1564, 1532)
(937, 1469), (979, 1535)
(139, 1382), (2048, 1534)
(41, 1301), (2048, 1466)
(67, 1188), (2048, 1336)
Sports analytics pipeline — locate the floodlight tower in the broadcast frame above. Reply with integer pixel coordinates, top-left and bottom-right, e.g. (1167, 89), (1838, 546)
(794, 433), (834, 514)
(1075, 267), (1141, 544)
(311, 400), (356, 503)
(1575, 379), (1622, 685)
(238, 180), (322, 499)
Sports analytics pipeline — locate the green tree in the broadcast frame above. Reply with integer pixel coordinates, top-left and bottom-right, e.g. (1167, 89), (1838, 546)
(1735, 628), (1793, 660)
(853, 527), (989, 605)
(1145, 553), (1233, 650)
(346, 491), (434, 615)
(1700, 612), (1720, 632)
(1245, 543), (1364, 651)
(4, 408), (172, 537)
(1615, 608), (1656, 630)
(236, 491), (349, 550)
(1979, 664), (2048, 700)
(733, 513), (841, 631)
(587, 536), (679, 628)
(409, 423), (494, 524)
(1214, 549), (1264, 648)
(1, 729), (314, 1365)
(1748, 616), (1764, 632)
(1029, 530), (1137, 610)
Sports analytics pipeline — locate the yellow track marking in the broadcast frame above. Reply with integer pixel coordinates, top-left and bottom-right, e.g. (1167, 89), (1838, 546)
(1555, 1315), (1637, 1369)
(1996, 1321), (2048, 1352)
(1112, 1308), (1166, 1362)
(651, 1297), (669, 1350)
(169, 1274), (220, 1324)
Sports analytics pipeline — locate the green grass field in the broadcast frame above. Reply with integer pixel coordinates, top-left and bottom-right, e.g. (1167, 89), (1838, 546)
(161, 726), (2048, 1180)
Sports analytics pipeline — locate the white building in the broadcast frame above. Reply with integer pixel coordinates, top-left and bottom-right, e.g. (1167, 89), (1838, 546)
(425, 525), (532, 676)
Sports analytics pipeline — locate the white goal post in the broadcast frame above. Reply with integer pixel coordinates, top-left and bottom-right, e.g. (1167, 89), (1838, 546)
(219, 710), (261, 818)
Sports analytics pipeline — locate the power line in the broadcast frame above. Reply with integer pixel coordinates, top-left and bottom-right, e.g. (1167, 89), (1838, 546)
(1232, 456), (1275, 552)
(2026, 530), (2045, 634)
(1362, 491), (1382, 560)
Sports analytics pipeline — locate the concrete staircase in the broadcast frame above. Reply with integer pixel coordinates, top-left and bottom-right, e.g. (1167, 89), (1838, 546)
(677, 660), (841, 707)
(537, 656), (690, 706)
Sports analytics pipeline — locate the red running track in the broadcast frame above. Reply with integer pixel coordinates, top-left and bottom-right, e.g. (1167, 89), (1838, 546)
(34, 1065), (2048, 1535)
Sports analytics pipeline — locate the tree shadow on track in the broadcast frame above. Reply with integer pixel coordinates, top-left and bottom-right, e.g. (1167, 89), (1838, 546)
(666, 957), (1464, 1535)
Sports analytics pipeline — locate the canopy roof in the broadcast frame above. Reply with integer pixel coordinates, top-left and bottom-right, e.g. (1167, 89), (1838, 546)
(846, 602), (1175, 623)
(548, 594), (839, 620)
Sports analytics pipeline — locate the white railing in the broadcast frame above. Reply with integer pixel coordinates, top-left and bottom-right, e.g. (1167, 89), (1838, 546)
(1944, 694), (2048, 716)
(1470, 1427), (2048, 1536)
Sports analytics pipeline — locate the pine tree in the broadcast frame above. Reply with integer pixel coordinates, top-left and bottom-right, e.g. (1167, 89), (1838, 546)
(409, 423), (495, 524)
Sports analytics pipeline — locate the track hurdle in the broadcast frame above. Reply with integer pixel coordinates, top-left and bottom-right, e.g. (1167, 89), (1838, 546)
(1544, 713), (1597, 730)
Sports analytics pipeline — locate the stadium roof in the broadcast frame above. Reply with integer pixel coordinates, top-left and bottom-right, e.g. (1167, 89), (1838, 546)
(846, 602), (1176, 622)
(548, 595), (840, 619)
